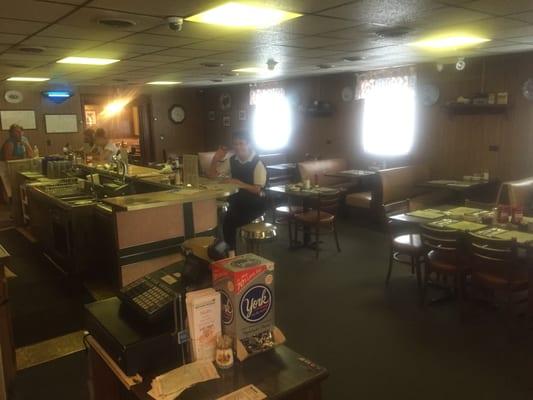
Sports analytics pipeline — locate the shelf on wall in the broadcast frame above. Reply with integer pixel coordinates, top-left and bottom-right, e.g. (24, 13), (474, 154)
(443, 102), (509, 115)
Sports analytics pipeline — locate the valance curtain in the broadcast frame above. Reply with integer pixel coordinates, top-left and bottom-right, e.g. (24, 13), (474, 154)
(249, 87), (285, 106)
(355, 66), (417, 100)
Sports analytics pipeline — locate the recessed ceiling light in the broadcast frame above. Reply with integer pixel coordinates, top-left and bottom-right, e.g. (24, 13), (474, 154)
(186, 2), (301, 28)
(57, 57), (120, 65)
(375, 26), (411, 39)
(6, 77), (49, 82)
(211, 79), (223, 83)
(410, 35), (490, 49)
(97, 18), (136, 28)
(147, 81), (182, 85)
(232, 67), (263, 73)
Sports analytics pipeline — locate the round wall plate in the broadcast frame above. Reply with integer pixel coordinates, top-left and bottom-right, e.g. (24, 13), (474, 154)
(169, 104), (185, 124)
(418, 84), (440, 106)
(4, 90), (23, 104)
(341, 86), (354, 102)
(522, 78), (533, 101)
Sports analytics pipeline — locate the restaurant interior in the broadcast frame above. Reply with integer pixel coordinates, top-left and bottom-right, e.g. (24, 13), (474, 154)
(1, 0), (533, 399)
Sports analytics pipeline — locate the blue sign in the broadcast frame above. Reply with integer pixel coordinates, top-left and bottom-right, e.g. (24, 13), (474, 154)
(239, 285), (272, 323)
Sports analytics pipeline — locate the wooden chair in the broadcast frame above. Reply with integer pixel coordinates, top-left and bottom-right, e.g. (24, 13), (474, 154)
(292, 192), (341, 259)
(467, 233), (527, 318)
(384, 200), (424, 294)
(420, 224), (465, 305)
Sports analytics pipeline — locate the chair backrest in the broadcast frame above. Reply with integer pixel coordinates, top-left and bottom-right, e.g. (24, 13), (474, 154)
(420, 224), (463, 261)
(198, 151), (216, 176)
(301, 192), (341, 217)
(467, 232), (517, 281)
(297, 158), (348, 186)
(383, 199), (410, 237)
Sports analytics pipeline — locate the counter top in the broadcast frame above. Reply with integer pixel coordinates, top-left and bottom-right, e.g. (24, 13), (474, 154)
(102, 181), (238, 211)
(80, 163), (164, 179)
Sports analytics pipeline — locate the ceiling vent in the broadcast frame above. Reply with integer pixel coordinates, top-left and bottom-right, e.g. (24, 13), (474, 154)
(343, 55), (365, 62)
(317, 63), (334, 69)
(201, 62), (223, 68)
(375, 26), (411, 39)
(97, 18), (136, 28)
(18, 46), (45, 53)
(210, 79), (223, 83)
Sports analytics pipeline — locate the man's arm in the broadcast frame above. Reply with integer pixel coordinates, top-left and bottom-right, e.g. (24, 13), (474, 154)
(207, 147), (228, 178)
(225, 161), (266, 195)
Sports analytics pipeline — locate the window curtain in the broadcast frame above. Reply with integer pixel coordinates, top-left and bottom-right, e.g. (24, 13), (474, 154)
(249, 87), (285, 106)
(355, 66), (417, 100)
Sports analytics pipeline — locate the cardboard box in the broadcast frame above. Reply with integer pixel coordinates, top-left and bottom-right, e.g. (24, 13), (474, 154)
(211, 254), (275, 344)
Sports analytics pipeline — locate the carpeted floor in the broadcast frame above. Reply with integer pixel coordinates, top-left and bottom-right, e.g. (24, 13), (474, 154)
(3, 228), (85, 347)
(6, 219), (533, 399)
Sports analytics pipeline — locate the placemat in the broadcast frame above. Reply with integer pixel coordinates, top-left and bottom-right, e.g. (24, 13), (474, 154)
(406, 209), (445, 219)
(446, 207), (483, 215)
(496, 230), (533, 243)
(446, 221), (487, 231)
(428, 218), (458, 228)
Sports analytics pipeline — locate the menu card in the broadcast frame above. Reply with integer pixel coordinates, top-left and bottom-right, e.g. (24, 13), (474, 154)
(148, 360), (220, 400)
(186, 288), (221, 362)
(217, 385), (267, 400)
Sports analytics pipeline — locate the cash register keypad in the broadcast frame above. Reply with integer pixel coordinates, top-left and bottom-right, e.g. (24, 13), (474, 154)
(127, 279), (174, 315)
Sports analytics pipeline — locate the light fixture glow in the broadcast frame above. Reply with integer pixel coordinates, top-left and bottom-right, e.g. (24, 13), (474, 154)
(232, 67), (279, 77)
(186, 2), (301, 28)
(102, 99), (129, 117)
(147, 81), (182, 85)
(44, 91), (71, 98)
(57, 57), (120, 65)
(6, 77), (49, 82)
(410, 35), (490, 49)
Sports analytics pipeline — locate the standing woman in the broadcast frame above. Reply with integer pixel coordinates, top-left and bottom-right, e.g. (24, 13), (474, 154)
(0, 124), (34, 200)
(209, 131), (267, 251)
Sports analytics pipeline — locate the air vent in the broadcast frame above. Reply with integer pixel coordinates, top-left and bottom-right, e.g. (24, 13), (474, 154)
(221, 72), (237, 77)
(343, 55), (365, 62)
(112, 78), (128, 82)
(97, 18), (136, 28)
(4, 63), (28, 68)
(317, 63), (334, 69)
(18, 46), (45, 53)
(375, 26), (411, 38)
(201, 62), (223, 68)
(210, 79), (223, 83)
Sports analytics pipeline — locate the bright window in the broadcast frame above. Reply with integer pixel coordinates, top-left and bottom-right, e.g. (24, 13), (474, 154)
(251, 87), (292, 151)
(357, 68), (416, 157)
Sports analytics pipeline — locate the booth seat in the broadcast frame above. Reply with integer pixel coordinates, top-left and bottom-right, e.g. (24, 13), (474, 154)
(345, 165), (452, 211)
(497, 177), (533, 207)
(198, 151), (216, 177)
(297, 158), (349, 188)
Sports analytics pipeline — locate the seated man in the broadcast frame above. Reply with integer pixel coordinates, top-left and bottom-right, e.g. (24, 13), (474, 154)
(208, 131), (267, 251)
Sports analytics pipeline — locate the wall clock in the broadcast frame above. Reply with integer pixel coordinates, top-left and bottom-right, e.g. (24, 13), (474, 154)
(341, 86), (354, 102)
(219, 93), (231, 110)
(169, 104), (185, 124)
(4, 90), (23, 104)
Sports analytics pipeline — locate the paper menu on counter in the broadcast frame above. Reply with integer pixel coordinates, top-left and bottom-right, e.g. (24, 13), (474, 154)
(217, 385), (267, 400)
(149, 360), (220, 400)
(186, 288), (221, 362)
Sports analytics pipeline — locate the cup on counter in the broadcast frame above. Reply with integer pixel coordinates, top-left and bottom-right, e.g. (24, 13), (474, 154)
(304, 179), (311, 189)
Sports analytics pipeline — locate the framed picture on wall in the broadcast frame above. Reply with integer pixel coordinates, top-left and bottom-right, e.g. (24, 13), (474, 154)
(238, 110), (246, 121)
(208, 110), (215, 121)
(222, 115), (230, 127)
(0, 110), (36, 130)
(85, 110), (97, 126)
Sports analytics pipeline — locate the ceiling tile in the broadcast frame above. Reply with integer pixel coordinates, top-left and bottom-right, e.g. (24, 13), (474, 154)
(147, 21), (224, 40)
(269, 0), (353, 13)
(0, 1), (75, 22)
(39, 24), (132, 41)
(183, 40), (254, 52)
(413, 6), (491, 28)
(278, 46), (345, 58)
(155, 48), (222, 58)
(508, 11), (533, 24)
(117, 33), (199, 47)
(20, 35), (104, 50)
(0, 33), (26, 45)
(0, 18), (47, 35)
(89, 42), (166, 56)
(128, 54), (189, 63)
(320, 0), (444, 24)
(464, 0), (533, 16)
(59, 7), (163, 32)
(277, 36), (350, 49)
(480, 43), (533, 53)
(88, 0), (209, 18)
(270, 15), (359, 36)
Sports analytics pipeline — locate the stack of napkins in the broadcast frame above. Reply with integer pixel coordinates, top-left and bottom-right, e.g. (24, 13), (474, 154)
(186, 288), (221, 362)
(148, 360), (220, 400)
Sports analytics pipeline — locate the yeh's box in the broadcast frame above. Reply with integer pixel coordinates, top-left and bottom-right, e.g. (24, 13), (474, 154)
(211, 254), (277, 354)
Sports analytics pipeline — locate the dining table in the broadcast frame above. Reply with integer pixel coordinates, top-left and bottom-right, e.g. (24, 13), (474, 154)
(266, 184), (341, 248)
(389, 204), (533, 314)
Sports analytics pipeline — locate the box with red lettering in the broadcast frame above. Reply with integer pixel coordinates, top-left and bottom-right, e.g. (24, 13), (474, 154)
(211, 254), (275, 349)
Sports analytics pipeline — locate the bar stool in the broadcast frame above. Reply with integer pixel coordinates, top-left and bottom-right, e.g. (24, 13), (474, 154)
(240, 221), (277, 255)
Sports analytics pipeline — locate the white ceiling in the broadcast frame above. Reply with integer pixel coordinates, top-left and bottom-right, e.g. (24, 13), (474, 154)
(1, 0), (533, 87)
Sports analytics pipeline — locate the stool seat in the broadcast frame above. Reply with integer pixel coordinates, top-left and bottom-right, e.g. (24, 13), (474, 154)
(240, 222), (277, 241)
(392, 233), (423, 254)
(275, 205), (303, 214)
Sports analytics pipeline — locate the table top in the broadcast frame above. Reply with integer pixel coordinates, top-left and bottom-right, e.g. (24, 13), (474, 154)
(131, 345), (328, 400)
(390, 204), (533, 245)
(266, 163), (297, 171)
(267, 184), (340, 198)
(417, 179), (493, 191)
(324, 169), (376, 179)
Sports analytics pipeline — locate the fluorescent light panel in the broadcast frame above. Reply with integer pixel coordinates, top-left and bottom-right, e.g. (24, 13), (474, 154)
(57, 57), (119, 65)
(411, 35), (490, 49)
(147, 81), (182, 85)
(7, 77), (49, 82)
(186, 2), (301, 28)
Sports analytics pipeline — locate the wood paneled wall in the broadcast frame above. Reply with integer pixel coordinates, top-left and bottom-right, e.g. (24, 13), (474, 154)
(200, 51), (533, 182)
